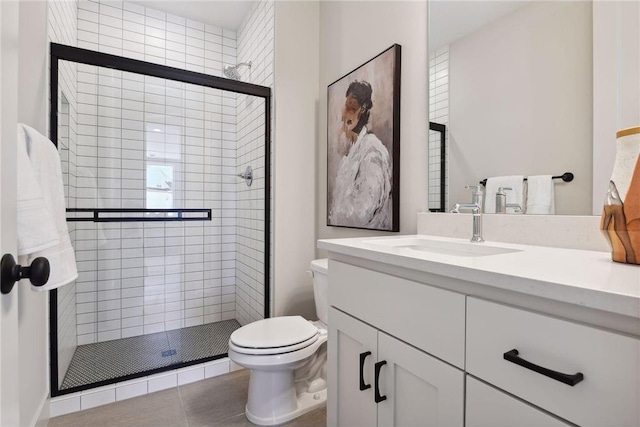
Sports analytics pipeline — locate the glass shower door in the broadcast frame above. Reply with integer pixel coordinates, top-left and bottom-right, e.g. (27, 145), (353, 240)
(52, 49), (269, 395)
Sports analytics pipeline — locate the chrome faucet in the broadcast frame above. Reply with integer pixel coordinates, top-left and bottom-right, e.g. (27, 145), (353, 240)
(450, 184), (485, 242)
(465, 185), (484, 213)
(450, 203), (484, 242)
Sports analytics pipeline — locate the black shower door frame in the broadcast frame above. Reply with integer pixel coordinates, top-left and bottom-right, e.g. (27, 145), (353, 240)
(49, 42), (272, 397)
(428, 121), (446, 212)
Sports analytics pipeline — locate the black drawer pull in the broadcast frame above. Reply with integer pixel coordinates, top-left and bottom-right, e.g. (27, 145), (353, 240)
(374, 360), (387, 403)
(359, 351), (371, 391)
(503, 349), (584, 386)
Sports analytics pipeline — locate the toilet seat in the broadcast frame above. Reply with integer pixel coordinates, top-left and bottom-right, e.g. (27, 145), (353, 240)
(230, 316), (319, 353)
(230, 333), (319, 355)
(228, 330), (327, 369)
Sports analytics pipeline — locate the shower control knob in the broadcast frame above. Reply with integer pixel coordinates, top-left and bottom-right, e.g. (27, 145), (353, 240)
(1, 254), (51, 294)
(238, 166), (253, 187)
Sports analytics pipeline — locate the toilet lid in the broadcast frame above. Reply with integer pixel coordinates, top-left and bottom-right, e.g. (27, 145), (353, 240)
(230, 316), (319, 349)
(229, 333), (319, 355)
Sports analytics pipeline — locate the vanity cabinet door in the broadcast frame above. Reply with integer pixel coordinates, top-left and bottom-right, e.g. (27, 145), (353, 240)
(377, 332), (464, 427)
(328, 307), (378, 427)
(466, 376), (570, 427)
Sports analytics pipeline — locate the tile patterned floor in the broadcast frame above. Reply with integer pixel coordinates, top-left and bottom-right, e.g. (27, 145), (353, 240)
(49, 370), (327, 427)
(61, 320), (241, 390)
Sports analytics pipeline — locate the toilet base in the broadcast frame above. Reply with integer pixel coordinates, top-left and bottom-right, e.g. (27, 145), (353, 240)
(245, 388), (327, 426)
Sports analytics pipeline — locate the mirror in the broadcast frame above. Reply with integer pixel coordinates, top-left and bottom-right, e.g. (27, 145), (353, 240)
(428, 1), (593, 215)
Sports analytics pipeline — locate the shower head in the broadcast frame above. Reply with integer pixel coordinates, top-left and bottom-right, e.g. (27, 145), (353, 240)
(223, 61), (252, 80)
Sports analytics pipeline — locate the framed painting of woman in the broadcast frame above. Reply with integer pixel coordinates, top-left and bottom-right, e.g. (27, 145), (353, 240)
(327, 44), (401, 232)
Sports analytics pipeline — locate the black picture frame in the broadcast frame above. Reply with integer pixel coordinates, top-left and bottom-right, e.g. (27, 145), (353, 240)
(326, 44), (401, 232)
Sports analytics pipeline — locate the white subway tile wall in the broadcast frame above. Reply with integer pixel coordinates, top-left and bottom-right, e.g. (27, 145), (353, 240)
(428, 46), (449, 211)
(70, 0), (245, 344)
(235, 0), (274, 326)
(50, 0), (80, 382)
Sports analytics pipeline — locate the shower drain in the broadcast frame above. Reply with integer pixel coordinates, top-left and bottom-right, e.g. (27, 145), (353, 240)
(161, 349), (177, 357)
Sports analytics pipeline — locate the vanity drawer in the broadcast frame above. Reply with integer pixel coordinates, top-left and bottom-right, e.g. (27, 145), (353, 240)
(466, 376), (569, 427)
(467, 297), (640, 427)
(329, 261), (466, 368)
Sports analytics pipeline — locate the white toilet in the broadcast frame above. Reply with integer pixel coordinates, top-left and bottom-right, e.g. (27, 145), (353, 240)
(228, 259), (329, 426)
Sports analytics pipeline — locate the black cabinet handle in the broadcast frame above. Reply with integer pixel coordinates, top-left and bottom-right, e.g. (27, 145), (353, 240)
(503, 349), (584, 386)
(359, 351), (371, 391)
(374, 360), (387, 403)
(1, 254), (50, 294)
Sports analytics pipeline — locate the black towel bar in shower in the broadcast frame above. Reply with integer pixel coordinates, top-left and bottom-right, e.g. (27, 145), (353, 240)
(479, 172), (574, 187)
(66, 208), (212, 223)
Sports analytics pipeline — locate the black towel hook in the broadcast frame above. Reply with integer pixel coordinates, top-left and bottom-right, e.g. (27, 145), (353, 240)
(1, 254), (50, 294)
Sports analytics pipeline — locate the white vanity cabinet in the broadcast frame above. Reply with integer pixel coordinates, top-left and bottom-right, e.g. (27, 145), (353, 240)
(326, 258), (640, 427)
(328, 307), (465, 427)
(328, 261), (466, 427)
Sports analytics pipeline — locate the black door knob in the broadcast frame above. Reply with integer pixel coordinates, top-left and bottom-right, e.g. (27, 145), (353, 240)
(1, 254), (51, 294)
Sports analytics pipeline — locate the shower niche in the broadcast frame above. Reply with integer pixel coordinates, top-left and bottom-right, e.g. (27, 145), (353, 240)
(50, 43), (271, 396)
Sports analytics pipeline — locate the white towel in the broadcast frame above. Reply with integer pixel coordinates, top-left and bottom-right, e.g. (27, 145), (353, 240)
(16, 125), (59, 254)
(17, 124), (78, 291)
(526, 175), (555, 215)
(484, 175), (525, 214)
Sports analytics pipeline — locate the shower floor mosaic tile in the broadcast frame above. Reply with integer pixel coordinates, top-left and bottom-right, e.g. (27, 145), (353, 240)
(61, 320), (241, 390)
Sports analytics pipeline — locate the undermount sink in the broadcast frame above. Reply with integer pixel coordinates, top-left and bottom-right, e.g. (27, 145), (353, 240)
(365, 238), (522, 258)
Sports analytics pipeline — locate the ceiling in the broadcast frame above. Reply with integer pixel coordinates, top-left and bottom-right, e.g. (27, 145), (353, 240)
(130, 0), (256, 31)
(429, 1), (530, 52)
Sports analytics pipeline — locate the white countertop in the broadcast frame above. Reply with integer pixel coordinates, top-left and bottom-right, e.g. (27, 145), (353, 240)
(318, 235), (640, 319)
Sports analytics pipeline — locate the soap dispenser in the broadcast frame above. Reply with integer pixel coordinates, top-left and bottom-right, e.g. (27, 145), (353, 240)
(495, 186), (513, 214)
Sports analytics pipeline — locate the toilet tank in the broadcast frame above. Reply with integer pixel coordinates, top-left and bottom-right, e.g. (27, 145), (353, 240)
(310, 259), (329, 325)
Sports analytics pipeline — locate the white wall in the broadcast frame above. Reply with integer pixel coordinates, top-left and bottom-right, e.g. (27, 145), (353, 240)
(448, 1), (593, 215)
(19, 2), (49, 133)
(17, 1), (51, 425)
(593, 1), (640, 214)
(617, 1), (640, 131)
(273, 1), (319, 319)
(317, 1), (429, 245)
(1, 2), (22, 426)
(592, 1), (618, 215)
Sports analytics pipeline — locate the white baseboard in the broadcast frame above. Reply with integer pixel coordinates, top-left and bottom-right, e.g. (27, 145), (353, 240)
(32, 393), (50, 427)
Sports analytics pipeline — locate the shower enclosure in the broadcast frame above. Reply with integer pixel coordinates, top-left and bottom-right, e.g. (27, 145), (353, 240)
(50, 43), (271, 396)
